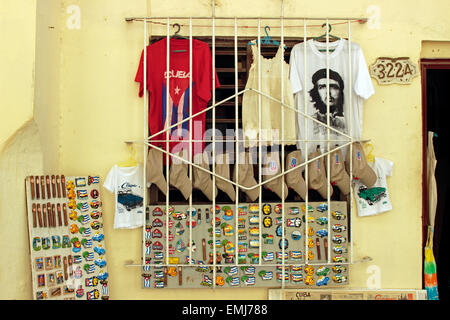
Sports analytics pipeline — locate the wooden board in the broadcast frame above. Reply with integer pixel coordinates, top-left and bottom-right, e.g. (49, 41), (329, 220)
(142, 201), (349, 289)
(25, 175), (110, 300)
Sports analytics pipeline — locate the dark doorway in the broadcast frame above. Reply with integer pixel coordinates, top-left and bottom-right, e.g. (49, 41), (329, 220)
(421, 59), (450, 300)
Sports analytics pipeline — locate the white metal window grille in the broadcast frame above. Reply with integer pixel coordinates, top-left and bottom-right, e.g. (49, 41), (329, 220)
(125, 14), (368, 289)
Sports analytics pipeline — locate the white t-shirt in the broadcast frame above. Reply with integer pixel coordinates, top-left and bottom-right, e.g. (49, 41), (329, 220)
(289, 39), (375, 158)
(354, 157), (393, 217)
(103, 164), (144, 229)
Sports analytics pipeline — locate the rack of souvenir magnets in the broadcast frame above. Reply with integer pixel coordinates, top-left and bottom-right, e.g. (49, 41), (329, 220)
(25, 175), (110, 300)
(141, 201), (349, 289)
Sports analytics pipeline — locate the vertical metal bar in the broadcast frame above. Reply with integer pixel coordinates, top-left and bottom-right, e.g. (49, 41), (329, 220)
(188, 18), (193, 267)
(280, 14), (286, 289)
(234, 17), (239, 269)
(142, 19), (148, 271)
(303, 19), (309, 267)
(212, 15), (217, 289)
(347, 19), (354, 265)
(326, 18), (331, 265)
(257, 19), (262, 269)
(165, 18), (170, 267)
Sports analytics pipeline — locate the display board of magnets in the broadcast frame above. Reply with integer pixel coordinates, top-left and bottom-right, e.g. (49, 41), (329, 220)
(25, 175), (110, 300)
(142, 201), (349, 289)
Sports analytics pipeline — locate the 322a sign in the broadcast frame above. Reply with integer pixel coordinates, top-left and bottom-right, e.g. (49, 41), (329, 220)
(370, 57), (418, 85)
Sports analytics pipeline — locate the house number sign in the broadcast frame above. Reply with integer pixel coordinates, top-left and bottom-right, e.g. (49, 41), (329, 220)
(369, 57), (418, 85)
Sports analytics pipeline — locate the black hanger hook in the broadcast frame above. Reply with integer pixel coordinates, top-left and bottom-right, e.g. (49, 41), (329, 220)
(173, 23), (181, 35)
(321, 22), (332, 34)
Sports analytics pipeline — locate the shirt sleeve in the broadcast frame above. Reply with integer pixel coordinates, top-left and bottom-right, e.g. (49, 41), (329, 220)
(134, 47), (151, 98)
(289, 45), (303, 95)
(103, 166), (116, 193)
(377, 158), (394, 177)
(354, 46), (375, 100)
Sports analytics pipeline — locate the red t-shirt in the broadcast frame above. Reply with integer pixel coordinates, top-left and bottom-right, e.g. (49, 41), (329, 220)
(135, 38), (220, 156)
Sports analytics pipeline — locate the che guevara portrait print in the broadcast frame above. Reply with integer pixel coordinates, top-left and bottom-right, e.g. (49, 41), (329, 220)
(308, 68), (346, 134)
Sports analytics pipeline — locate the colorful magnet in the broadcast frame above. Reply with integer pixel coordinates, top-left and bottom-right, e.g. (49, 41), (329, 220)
(263, 216), (272, 228)
(332, 255), (347, 263)
(152, 229), (162, 238)
(88, 176), (99, 185)
(41, 237), (50, 250)
(316, 203), (328, 212)
(52, 236), (61, 249)
(91, 221), (102, 230)
(75, 177), (86, 187)
(262, 204), (272, 215)
(332, 235), (346, 244)
(288, 207), (299, 215)
(331, 265), (346, 274)
(238, 206), (247, 216)
(94, 245), (106, 256)
(175, 222), (184, 236)
(276, 225), (283, 237)
(152, 207), (163, 216)
(262, 251), (274, 262)
(92, 232), (104, 242)
(332, 211), (346, 220)
(186, 208), (196, 217)
(332, 224), (346, 232)
(90, 200), (100, 209)
(175, 239), (186, 252)
(72, 240), (81, 253)
(279, 238), (288, 250)
(290, 250), (303, 261)
(248, 204), (259, 214)
(88, 190), (98, 200)
(316, 229), (328, 237)
(78, 202), (89, 212)
(186, 219), (197, 228)
(316, 217), (328, 225)
(90, 210), (101, 219)
(81, 238), (93, 248)
(291, 230), (302, 240)
(286, 217), (302, 227)
(316, 266), (330, 276)
(222, 223), (234, 236)
(83, 251), (95, 261)
(224, 241), (234, 254)
(290, 273), (303, 283)
(274, 204), (282, 214)
(222, 206), (233, 221)
(77, 189), (88, 199)
(262, 234), (274, 244)
(152, 218), (163, 228)
(249, 215), (259, 225)
(249, 227), (259, 237)
(317, 275), (330, 286)
(32, 237), (41, 251)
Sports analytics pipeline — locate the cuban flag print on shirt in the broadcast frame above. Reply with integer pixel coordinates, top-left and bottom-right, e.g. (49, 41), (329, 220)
(161, 79), (193, 139)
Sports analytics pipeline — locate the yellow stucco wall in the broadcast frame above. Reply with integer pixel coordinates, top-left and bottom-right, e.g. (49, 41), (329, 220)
(1, 0), (450, 299)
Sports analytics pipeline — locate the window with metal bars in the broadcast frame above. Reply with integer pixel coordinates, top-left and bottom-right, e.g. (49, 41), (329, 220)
(147, 36), (344, 205)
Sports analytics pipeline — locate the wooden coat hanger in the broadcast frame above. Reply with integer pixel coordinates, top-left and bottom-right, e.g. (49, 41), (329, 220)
(118, 143), (139, 167)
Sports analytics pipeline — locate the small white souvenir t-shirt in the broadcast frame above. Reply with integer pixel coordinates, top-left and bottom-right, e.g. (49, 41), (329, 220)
(354, 157), (393, 217)
(103, 164), (144, 229)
